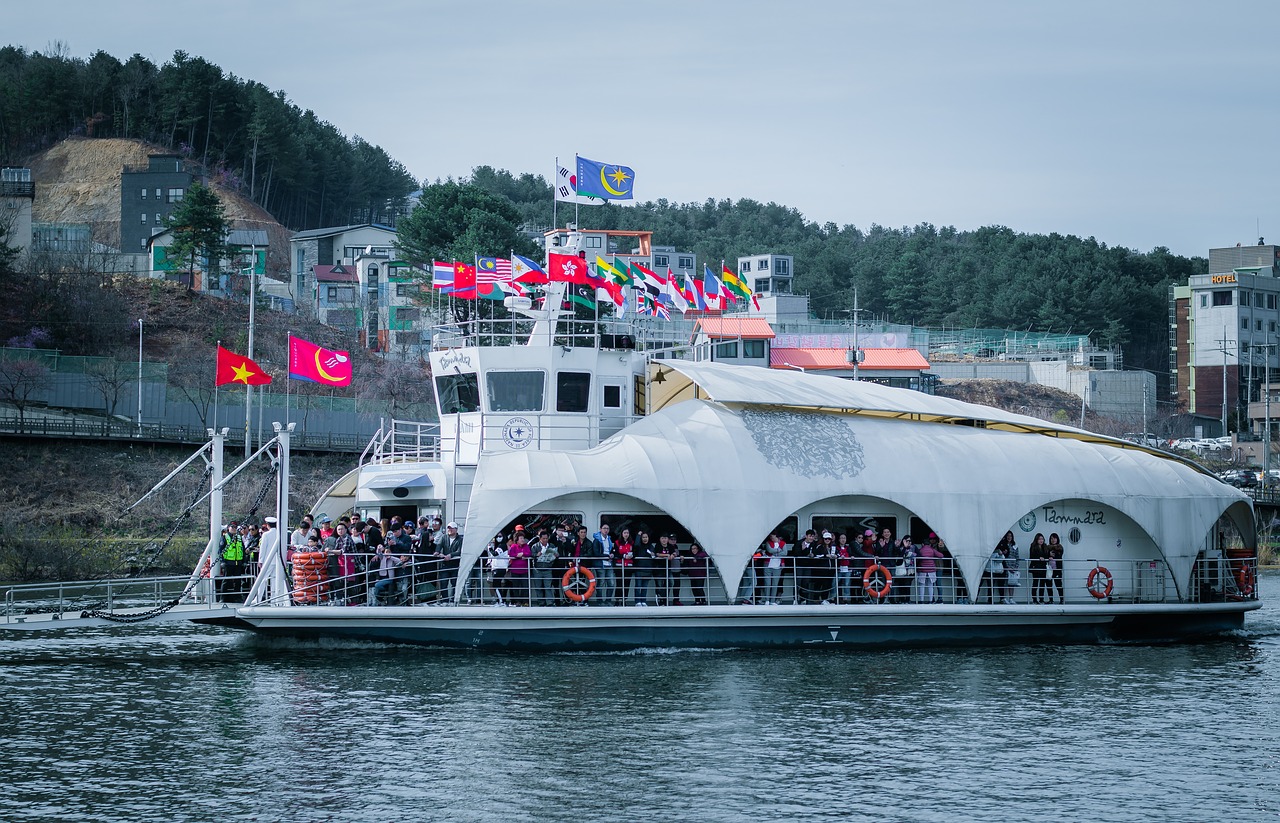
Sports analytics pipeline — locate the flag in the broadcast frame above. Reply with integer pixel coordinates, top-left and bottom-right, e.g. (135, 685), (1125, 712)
(689, 276), (709, 311)
(431, 261), (455, 290)
(548, 252), (592, 284)
(555, 164), (605, 205)
(575, 155), (635, 200)
(595, 255), (628, 285)
(723, 265), (760, 309)
(476, 257), (512, 282)
(215, 346), (271, 387)
(665, 270), (689, 314)
(567, 282), (596, 311)
(702, 265), (726, 311)
(288, 336), (352, 387)
(451, 261), (477, 299)
(630, 262), (664, 296)
(598, 279), (624, 308)
(512, 254), (547, 285)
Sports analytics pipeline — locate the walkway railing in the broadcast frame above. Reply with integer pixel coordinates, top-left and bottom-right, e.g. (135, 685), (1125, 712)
(0, 416), (369, 452)
(1, 575), (195, 623)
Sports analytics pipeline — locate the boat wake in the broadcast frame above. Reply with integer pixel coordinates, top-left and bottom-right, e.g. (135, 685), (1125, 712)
(551, 646), (741, 657)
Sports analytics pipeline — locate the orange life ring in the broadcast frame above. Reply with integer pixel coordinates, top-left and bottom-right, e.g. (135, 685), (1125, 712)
(863, 564), (893, 600)
(562, 566), (597, 602)
(200, 557), (212, 578)
(1235, 564), (1256, 597)
(293, 552), (329, 603)
(1086, 566), (1113, 599)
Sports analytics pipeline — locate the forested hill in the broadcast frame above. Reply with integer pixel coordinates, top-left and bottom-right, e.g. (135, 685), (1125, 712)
(0, 45), (416, 230)
(467, 166), (1204, 373)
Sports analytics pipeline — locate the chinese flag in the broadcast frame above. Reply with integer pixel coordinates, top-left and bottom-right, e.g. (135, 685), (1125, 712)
(547, 253), (591, 284)
(451, 261), (477, 299)
(288, 336), (352, 386)
(215, 346), (272, 387)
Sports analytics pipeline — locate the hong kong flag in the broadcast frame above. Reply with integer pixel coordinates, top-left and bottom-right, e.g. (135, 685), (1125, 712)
(288, 336), (352, 386)
(547, 252), (591, 284)
(215, 346), (271, 387)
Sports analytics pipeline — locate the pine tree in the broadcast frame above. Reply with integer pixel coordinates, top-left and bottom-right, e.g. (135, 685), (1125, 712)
(165, 181), (230, 290)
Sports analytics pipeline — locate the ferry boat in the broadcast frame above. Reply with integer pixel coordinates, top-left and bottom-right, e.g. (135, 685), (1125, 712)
(1, 245), (1262, 648)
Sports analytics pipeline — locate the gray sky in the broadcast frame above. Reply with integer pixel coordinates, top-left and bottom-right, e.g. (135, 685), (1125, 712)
(9, 0), (1280, 257)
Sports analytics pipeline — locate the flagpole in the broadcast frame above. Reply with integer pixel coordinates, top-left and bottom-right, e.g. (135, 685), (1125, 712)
(214, 339), (220, 432)
(285, 335), (291, 429)
(573, 155), (579, 228)
(553, 157), (558, 230)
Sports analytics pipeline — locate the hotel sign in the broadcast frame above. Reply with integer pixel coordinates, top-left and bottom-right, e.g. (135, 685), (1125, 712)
(1211, 274), (1238, 284)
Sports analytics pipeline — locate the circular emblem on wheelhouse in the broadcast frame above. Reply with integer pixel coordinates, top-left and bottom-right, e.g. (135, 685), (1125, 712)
(502, 417), (534, 449)
(1018, 512), (1037, 532)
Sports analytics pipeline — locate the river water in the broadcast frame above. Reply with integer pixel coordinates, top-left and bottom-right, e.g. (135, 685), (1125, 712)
(2, 575), (1278, 823)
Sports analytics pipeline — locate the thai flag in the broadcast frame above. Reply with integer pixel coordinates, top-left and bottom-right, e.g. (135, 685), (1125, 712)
(432, 261), (455, 291)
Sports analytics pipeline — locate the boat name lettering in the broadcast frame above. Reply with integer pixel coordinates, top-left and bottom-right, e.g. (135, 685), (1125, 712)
(1041, 506), (1106, 525)
(439, 351), (473, 371)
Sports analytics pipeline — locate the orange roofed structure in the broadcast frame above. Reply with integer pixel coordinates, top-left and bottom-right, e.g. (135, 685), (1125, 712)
(771, 347), (934, 392)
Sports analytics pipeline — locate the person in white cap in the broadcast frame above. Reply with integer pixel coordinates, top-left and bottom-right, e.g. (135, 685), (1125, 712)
(434, 521), (464, 601)
(259, 516), (280, 577)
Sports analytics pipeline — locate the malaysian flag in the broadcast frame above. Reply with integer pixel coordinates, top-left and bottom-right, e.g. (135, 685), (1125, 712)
(476, 257), (514, 282)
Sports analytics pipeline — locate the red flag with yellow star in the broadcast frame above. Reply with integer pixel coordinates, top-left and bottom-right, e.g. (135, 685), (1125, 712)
(215, 346), (272, 387)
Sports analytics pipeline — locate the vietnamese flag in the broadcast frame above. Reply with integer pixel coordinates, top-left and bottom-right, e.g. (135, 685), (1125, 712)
(547, 252), (591, 284)
(288, 336), (352, 386)
(215, 346), (271, 387)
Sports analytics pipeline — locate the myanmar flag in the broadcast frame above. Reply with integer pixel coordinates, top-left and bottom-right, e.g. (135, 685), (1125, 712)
(215, 346), (271, 387)
(288, 336), (352, 387)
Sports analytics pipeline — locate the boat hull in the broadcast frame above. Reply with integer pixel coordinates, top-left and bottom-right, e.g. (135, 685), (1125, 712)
(222, 601), (1257, 650)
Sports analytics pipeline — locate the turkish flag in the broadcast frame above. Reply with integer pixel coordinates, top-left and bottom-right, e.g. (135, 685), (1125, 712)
(215, 346), (271, 387)
(547, 253), (591, 284)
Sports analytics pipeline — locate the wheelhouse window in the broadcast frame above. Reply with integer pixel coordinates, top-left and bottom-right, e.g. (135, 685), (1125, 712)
(436, 373), (480, 414)
(487, 370), (545, 412)
(557, 372), (591, 412)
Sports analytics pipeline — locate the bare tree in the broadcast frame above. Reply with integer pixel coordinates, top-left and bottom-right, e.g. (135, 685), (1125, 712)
(167, 339), (217, 428)
(0, 360), (53, 429)
(84, 353), (136, 418)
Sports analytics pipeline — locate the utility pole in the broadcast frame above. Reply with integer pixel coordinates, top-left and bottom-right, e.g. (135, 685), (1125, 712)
(244, 244), (257, 459)
(136, 318), (143, 433)
(1253, 343), (1276, 484)
(1213, 329), (1237, 438)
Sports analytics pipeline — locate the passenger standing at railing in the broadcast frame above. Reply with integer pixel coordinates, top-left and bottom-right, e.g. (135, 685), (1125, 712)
(592, 524), (617, 606)
(319, 516), (334, 541)
(507, 530), (533, 605)
(615, 528), (634, 605)
(326, 523), (355, 604)
(244, 524), (261, 571)
(1002, 531), (1021, 604)
(835, 533), (854, 604)
(916, 536), (944, 604)
(437, 522), (464, 602)
(632, 531), (655, 606)
(684, 542), (710, 605)
(761, 532), (787, 605)
(793, 530), (819, 604)
(533, 530), (560, 606)
(655, 534), (678, 606)
(1046, 533), (1065, 604)
(1028, 533), (1049, 604)
(371, 545), (407, 605)
(815, 532), (838, 604)
(988, 537), (1011, 604)
(893, 535), (917, 604)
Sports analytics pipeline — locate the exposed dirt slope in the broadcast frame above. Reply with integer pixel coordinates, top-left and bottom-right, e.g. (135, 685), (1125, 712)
(936, 379), (1099, 426)
(25, 137), (292, 264)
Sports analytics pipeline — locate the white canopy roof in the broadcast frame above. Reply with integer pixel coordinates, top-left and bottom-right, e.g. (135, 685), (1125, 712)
(459, 362), (1251, 598)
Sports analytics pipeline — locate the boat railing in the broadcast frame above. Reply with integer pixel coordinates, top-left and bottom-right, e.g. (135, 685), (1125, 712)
(1, 575), (198, 623)
(430, 317), (693, 353)
(246, 553), (1253, 608)
(362, 419), (441, 465)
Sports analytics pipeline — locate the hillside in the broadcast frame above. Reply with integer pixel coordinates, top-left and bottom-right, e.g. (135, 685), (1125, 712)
(26, 136), (293, 271)
(936, 379), (1102, 428)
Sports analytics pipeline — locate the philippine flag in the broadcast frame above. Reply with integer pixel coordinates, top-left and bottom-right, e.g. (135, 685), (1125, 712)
(288, 336), (352, 386)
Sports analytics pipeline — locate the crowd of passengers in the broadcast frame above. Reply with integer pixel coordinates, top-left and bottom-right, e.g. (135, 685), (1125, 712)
(219, 513), (1069, 606)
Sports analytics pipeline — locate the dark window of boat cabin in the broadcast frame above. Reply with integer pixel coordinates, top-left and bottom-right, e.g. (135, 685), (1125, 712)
(742, 340), (765, 359)
(714, 341), (738, 359)
(770, 517), (798, 546)
(812, 515), (897, 542)
(557, 372), (591, 412)
(436, 373), (480, 414)
(1212, 290), (1233, 306)
(603, 384), (622, 408)
(487, 370), (545, 412)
